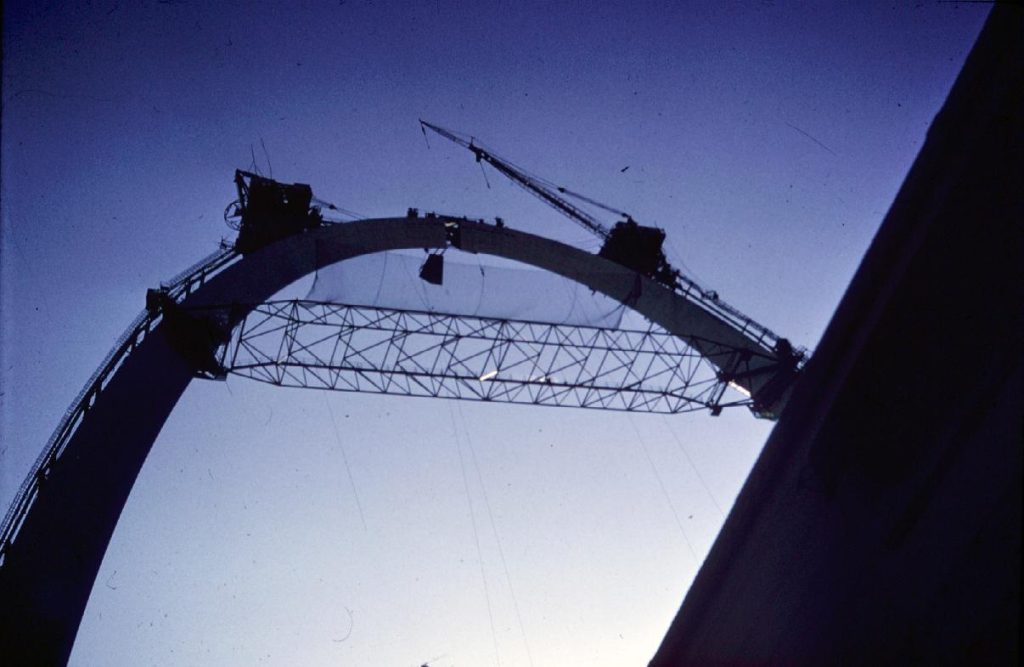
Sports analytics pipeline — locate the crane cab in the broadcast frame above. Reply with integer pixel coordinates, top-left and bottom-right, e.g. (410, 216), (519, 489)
(599, 219), (678, 288)
(230, 170), (322, 254)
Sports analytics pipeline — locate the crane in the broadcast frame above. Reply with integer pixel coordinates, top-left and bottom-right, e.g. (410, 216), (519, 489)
(419, 121), (803, 372)
(420, 120), (683, 289)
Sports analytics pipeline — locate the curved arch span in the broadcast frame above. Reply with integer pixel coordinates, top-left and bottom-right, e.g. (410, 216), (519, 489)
(0, 215), (789, 663)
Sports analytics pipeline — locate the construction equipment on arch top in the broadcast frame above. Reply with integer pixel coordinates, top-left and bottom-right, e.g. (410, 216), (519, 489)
(420, 120), (682, 289)
(225, 170), (323, 254)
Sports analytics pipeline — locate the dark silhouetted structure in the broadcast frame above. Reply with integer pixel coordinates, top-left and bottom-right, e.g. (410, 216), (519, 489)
(650, 6), (1021, 665)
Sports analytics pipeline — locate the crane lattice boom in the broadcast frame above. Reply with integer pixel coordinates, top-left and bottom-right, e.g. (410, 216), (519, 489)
(421, 121), (689, 289)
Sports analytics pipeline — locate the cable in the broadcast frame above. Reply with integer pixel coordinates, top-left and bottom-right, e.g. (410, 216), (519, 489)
(473, 258), (487, 317)
(259, 135), (273, 177)
(312, 197), (365, 221)
(479, 159), (492, 189)
(660, 415), (725, 519)
(627, 414), (699, 562)
(458, 404), (535, 667)
(664, 235), (709, 295)
(372, 252), (389, 305)
(556, 185), (630, 218)
(323, 394), (367, 530)
(248, 145), (261, 175)
(449, 405), (502, 666)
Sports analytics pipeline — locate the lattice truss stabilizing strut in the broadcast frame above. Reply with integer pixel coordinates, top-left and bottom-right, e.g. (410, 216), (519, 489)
(212, 299), (757, 414)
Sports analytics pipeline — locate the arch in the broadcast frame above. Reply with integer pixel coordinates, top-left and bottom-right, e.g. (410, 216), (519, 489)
(0, 215), (789, 663)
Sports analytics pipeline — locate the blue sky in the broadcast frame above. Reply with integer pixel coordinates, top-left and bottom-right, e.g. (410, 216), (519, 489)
(1, 2), (988, 665)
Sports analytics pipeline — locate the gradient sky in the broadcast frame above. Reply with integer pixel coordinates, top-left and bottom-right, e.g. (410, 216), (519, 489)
(1, 2), (989, 665)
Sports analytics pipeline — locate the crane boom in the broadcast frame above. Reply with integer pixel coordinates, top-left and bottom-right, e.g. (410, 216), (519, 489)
(420, 120), (612, 240)
(420, 120), (691, 290)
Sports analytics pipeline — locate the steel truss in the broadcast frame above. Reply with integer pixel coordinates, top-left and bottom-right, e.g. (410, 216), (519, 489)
(218, 300), (755, 414)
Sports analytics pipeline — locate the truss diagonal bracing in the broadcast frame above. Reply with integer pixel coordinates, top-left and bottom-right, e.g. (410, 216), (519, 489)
(219, 300), (753, 414)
